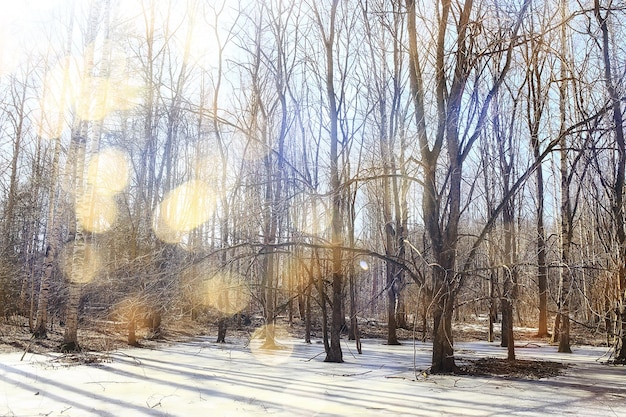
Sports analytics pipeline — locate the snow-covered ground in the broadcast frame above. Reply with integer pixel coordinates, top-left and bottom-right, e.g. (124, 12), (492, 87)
(1, 335), (624, 416)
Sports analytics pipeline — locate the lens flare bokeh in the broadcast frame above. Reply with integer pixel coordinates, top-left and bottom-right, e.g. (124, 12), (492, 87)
(248, 324), (294, 366)
(204, 273), (250, 316)
(59, 242), (103, 284)
(152, 180), (217, 243)
(76, 191), (119, 234)
(87, 147), (130, 196)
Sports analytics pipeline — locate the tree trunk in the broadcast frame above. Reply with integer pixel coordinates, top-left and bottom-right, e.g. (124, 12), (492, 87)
(531, 104), (549, 338)
(316, 251), (329, 353)
(2, 73), (27, 251)
(33, 25), (73, 338)
(431, 286), (456, 373)
(501, 297), (516, 360)
(525, 12), (551, 339)
(349, 270), (357, 341)
(305, 278), (312, 344)
(386, 277), (400, 345)
(216, 317), (227, 343)
(61, 282), (81, 352)
(617, 299), (626, 363)
(552, 312), (561, 344)
(557, 0), (573, 354)
(33, 244), (55, 338)
(488, 270), (497, 343)
(537, 244), (549, 338)
(316, 0), (343, 363)
(128, 318), (138, 347)
(326, 248), (343, 363)
(495, 84), (518, 361)
(594, 0), (626, 363)
(347, 216), (359, 344)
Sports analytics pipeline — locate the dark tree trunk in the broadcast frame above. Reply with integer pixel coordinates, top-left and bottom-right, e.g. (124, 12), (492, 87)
(405, 0), (531, 373)
(558, 308), (572, 353)
(488, 268), (497, 343)
(320, 278), (330, 353)
(557, 0), (573, 355)
(321, 0), (343, 364)
(431, 289), (456, 374)
(298, 287), (306, 321)
(526, 22), (550, 339)
(537, 261), (549, 337)
(305, 281), (312, 344)
(617, 304), (626, 363)
(594, 0), (626, 363)
(386, 268), (400, 345)
(216, 317), (227, 343)
(325, 254), (343, 363)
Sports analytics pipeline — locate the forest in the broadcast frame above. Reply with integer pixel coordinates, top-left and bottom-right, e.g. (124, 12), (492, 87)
(0, 0), (625, 379)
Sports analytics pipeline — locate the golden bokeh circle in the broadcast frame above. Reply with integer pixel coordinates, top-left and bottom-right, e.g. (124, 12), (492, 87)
(87, 148), (130, 196)
(59, 242), (103, 284)
(248, 324), (294, 366)
(76, 191), (119, 234)
(152, 180), (217, 243)
(204, 273), (250, 316)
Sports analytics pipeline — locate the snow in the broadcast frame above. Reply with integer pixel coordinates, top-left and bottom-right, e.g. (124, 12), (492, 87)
(1, 337), (624, 417)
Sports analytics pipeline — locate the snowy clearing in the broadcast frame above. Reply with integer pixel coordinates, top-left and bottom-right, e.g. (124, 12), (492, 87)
(1, 337), (624, 417)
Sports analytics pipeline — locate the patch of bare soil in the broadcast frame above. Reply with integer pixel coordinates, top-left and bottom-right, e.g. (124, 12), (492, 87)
(459, 357), (569, 379)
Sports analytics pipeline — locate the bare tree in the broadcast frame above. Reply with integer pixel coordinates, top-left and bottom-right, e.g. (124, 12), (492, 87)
(310, 0), (344, 363)
(33, 7), (77, 339)
(405, 0), (532, 372)
(593, 0), (626, 363)
(523, 8), (551, 338)
(359, 0), (411, 345)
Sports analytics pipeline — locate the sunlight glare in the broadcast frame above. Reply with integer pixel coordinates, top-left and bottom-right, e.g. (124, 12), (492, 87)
(172, 11), (220, 70)
(76, 191), (119, 234)
(38, 44), (141, 126)
(153, 180), (217, 243)
(87, 148), (130, 196)
(152, 214), (186, 244)
(235, 133), (275, 162)
(111, 297), (150, 332)
(291, 197), (332, 237)
(0, 29), (22, 77)
(76, 43), (142, 121)
(204, 273), (250, 316)
(37, 56), (82, 139)
(34, 106), (67, 140)
(249, 324), (294, 366)
(75, 77), (115, 121)
(60, 241), (103, 284)
(192, 140), (222, 183)
(359, 260), (369, 271)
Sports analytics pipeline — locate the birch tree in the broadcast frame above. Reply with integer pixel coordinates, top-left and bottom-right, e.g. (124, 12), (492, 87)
(33, 6), (76, 339)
